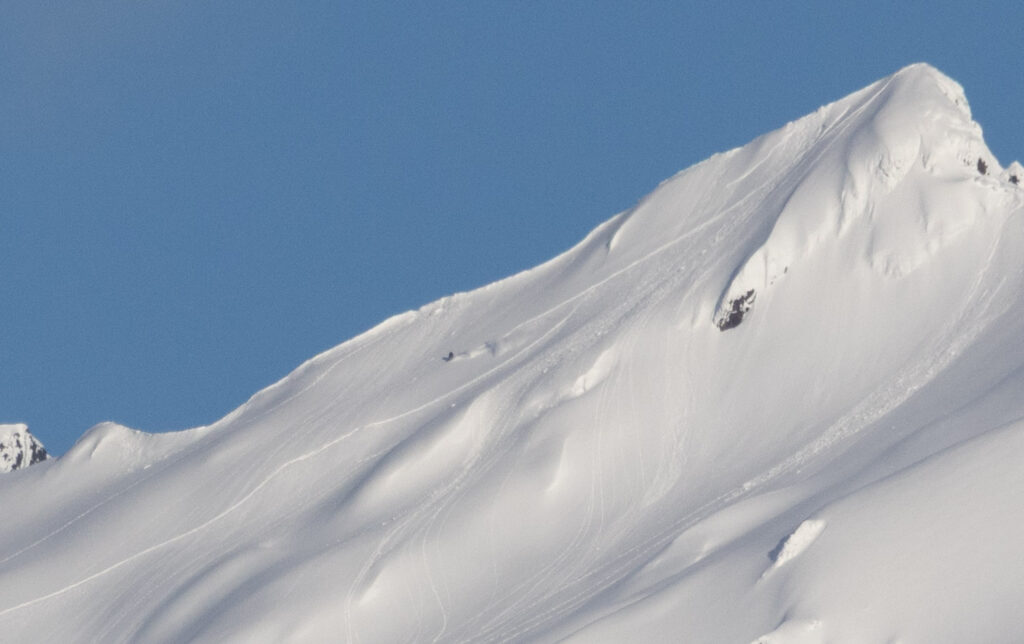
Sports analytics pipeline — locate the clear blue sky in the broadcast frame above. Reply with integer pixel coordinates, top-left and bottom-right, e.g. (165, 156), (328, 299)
(3, 2), (1022, 455)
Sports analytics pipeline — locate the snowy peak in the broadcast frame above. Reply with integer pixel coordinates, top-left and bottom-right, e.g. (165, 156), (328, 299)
(858, 63), (995, 183)
(0, 424), (48, 473)
(712, 63), (1020, 330)
(1, 65), (1023, 642)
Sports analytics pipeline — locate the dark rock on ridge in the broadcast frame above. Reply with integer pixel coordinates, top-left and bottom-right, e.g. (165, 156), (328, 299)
(0, 424), (49, 473)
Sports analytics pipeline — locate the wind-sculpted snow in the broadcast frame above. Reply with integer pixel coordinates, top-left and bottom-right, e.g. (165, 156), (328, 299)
(763, 519), (826, 576)
(2, 64), (1024, 642)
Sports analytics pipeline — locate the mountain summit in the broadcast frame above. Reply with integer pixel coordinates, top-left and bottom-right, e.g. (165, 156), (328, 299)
(0, 424), (48, 473)
(2, 64), (1023, 642)
(712, 62), (1003, 328)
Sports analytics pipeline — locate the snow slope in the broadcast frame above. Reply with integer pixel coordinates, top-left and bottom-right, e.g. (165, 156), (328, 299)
(2, 63), (1023, 643)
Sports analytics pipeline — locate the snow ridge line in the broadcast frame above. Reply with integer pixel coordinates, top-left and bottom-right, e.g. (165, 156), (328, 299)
(0, 211), (651, 618)
(336, 164), (775, 639)
(0, 306), (579, 621)
(0, 423), (359, 618)
(404, 90), (878, 638)
(0, 77), (907, 623)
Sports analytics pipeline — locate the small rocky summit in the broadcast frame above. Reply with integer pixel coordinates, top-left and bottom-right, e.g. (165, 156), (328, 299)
(0, 424), (49, 473)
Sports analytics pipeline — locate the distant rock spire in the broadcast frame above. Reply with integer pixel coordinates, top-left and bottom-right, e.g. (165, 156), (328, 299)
(0, 424), (49, 473)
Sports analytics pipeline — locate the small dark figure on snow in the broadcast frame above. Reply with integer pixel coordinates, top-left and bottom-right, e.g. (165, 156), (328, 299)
(443, 351), (454, 362)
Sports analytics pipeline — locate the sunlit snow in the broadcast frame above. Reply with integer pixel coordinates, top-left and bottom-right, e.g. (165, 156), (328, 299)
(2, 63), (1023, 643)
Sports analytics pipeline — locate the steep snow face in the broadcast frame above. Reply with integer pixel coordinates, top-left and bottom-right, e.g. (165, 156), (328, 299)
(712, 63), (1001, 327)
(2, 64), (1023, 643)
(0, 424), (48, 473)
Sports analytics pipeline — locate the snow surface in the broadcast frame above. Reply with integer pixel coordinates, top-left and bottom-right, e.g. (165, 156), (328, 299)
(2, 63), (1024, 642)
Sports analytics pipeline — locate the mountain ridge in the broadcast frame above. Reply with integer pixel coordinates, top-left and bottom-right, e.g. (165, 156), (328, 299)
(2, 63), (1023, 642)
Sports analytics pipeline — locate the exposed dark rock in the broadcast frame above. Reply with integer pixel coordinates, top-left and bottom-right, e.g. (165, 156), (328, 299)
(717, 289), (756, 331)
(1011, 175), (1019, 185)
(977, 158), (988, 175)
(0, 424), (49, 473)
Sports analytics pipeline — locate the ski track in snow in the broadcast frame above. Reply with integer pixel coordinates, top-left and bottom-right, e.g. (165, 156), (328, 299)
(0, 302), (582, 623)
(744, 212), (1011, 492)
(344, 307), (585, 642)
(344, 144), (797, 640)
(6, 65), (1022, 643)
(481, 248), (1012, 641)
(378, 78), (913, 639)
(546, 225), (1021, 644)
(0, 473), (151, 569)
(456, 80), (909, 641)
(349, 124), (815, 634)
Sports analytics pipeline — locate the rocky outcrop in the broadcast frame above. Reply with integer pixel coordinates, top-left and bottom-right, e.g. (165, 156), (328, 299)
(716, 289), (756, 331)
(0, 424), (49, 473)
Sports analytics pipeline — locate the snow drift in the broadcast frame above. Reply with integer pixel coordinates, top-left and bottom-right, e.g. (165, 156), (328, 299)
(2, 63), (1023, 643)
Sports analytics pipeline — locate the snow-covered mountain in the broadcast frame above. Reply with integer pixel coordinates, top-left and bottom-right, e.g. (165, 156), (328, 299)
(2, 63), (1023, 642)
(0, 424), (48, 473)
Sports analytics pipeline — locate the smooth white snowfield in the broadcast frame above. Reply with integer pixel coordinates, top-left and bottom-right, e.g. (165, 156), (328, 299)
(3, 63), (1024, 643)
